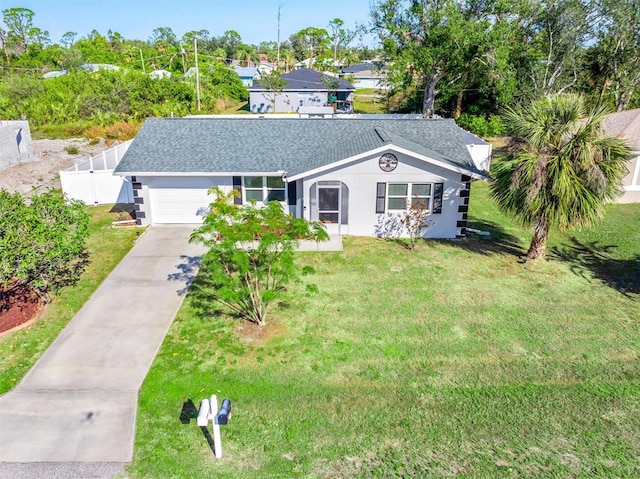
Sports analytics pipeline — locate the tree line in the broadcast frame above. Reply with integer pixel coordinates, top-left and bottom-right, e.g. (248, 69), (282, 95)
(1, 2), (639, 130)
(371, 0), (640, 120)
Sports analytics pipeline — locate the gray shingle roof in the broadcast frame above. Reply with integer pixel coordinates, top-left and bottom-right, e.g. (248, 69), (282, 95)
(341, 63), (386, 74)
(603, 108), (640, 150)
(250, 68), (354, 91)
(115, 117), (482, 177)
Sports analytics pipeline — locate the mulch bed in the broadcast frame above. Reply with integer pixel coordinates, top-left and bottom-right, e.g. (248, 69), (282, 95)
(0, 284), (43, 335)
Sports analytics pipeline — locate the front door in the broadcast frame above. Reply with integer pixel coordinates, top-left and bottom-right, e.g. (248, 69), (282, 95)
(318, 186), (341, 234)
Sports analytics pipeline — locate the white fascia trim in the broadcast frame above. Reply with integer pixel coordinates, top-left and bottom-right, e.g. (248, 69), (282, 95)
(287, 145), (487, 181)
(622, 185), (640, 191)
(631, 153), (640, 187)
(287, 146), (390, 180)
(114, 171), (282, 178)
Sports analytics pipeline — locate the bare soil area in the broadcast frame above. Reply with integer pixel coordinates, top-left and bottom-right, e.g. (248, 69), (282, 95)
(0, 284), (43, 335)
(0, 138), (109, 196)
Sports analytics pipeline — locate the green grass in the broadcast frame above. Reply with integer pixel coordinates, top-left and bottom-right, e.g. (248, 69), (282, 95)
(353, 91), (387, 114)
(0, 206), (142, 394)
(129, 182), (640, 478)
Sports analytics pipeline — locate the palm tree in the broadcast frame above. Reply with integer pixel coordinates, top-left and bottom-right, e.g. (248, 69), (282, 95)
(235, 45), (259, 67)
(490, 94), (630, 260)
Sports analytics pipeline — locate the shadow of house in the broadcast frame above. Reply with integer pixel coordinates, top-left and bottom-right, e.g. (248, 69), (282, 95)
(442, 219), (525, 258)
(550, 238), (640, 297)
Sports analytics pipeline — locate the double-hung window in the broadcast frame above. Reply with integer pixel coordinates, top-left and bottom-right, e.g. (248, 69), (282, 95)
(386, 183), (431, 211)
(377, 182), (443, 214)
(243, 176), (286, 203)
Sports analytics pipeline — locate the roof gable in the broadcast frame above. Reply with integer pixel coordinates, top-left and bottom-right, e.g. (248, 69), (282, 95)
(115, 117), (483, 178)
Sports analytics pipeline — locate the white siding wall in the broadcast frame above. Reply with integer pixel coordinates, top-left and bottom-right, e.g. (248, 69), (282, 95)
(250, 91), (329, 113)
(466, 143), (492, 172)
(301, 152), (466, 238)
(619, 152), (640, 203)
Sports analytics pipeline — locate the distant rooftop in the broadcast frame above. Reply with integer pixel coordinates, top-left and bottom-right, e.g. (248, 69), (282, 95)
(250, 68), (354, 91)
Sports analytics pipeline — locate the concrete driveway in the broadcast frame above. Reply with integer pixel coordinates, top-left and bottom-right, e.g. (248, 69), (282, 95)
(0, 226), (206, 478)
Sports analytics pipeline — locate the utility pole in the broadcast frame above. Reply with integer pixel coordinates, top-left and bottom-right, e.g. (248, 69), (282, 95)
(139, 48), (146, 74)
(277, 3), (282, 69)
(194, 38), (201, 111)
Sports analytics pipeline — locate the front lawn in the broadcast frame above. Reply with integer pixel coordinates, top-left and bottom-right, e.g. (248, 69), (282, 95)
(129, 182), (640, 478)
(0, 206), (142, 394)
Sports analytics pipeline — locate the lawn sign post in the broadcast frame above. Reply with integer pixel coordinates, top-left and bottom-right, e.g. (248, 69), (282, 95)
(197, 394), (232, 459)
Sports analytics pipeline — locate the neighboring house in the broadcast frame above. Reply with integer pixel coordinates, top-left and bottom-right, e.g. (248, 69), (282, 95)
(0, 120), (34, 170)
(43, 70), (67, 78)
(249, 68), (355, 113)
(42, 64), (121, 78)
(149, 69), (172, 79)
(257, 62), (275, 75)
(340, 63), (388, 90)
(602, 108), (640, 203)
(80, 63), (121, 73)
(234, 66), (262, 87)
(113, 117), (487, 238)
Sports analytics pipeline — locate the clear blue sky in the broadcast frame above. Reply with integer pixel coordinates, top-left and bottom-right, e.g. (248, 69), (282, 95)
(7, 0), (378, 47)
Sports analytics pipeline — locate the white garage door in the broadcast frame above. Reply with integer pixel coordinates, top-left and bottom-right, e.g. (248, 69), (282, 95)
(149, 177), (217, 224)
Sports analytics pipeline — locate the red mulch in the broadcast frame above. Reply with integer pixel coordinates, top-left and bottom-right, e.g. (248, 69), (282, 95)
(0, 284), (43, 334)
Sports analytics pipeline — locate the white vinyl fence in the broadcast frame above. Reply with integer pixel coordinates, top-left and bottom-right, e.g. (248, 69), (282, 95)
(60, 140), (133, 205)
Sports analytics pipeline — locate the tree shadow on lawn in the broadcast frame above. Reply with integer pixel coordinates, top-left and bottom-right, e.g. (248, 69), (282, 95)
(440, 219), (525, 258)
(550, 238), (640, 298)
(167, 255), (202, 296)
(175, 263), (242, 321)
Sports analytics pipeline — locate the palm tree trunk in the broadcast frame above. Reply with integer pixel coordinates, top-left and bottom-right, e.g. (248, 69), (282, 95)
(527, 217), (549, 259)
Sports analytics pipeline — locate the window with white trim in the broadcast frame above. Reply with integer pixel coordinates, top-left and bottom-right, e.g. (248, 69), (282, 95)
(386, 183), (432, 211)
(243, 176), (286, 203)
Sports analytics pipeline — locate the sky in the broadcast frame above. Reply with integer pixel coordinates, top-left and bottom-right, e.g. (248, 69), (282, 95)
(5, 0), (378, 47)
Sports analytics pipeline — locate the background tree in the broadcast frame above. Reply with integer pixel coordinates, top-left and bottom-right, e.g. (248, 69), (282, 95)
(0, 27), (9, 64)
(2, 7), (49, 52)
(293, 27), (329, 69)
(328, 18), (355, 65)
(59, 31), (77, 48)
(189, 188), (328, 326)
(235, 43), (259, 66)
(521, 0), (593, 98)
(257, 40), (278, 61)
(219, 30), (242, 61)
(589, 0), (640, 111)
(371, 0), (473, 118)
(490, 94), (630, 260)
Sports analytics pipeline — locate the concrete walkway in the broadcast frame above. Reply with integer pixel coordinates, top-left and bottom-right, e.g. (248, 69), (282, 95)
(0, 226), (206, 478)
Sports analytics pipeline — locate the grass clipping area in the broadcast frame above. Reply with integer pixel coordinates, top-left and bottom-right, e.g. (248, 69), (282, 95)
(0, 206), (142, 394)
(131, 183), (640, 478)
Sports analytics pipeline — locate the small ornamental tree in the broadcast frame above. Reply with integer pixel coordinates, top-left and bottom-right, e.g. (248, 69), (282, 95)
(189, 188), (329, 326)
(0, 188), (90, 302)
(400, 200), (433, 250)
(259, 70), (287, 113)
